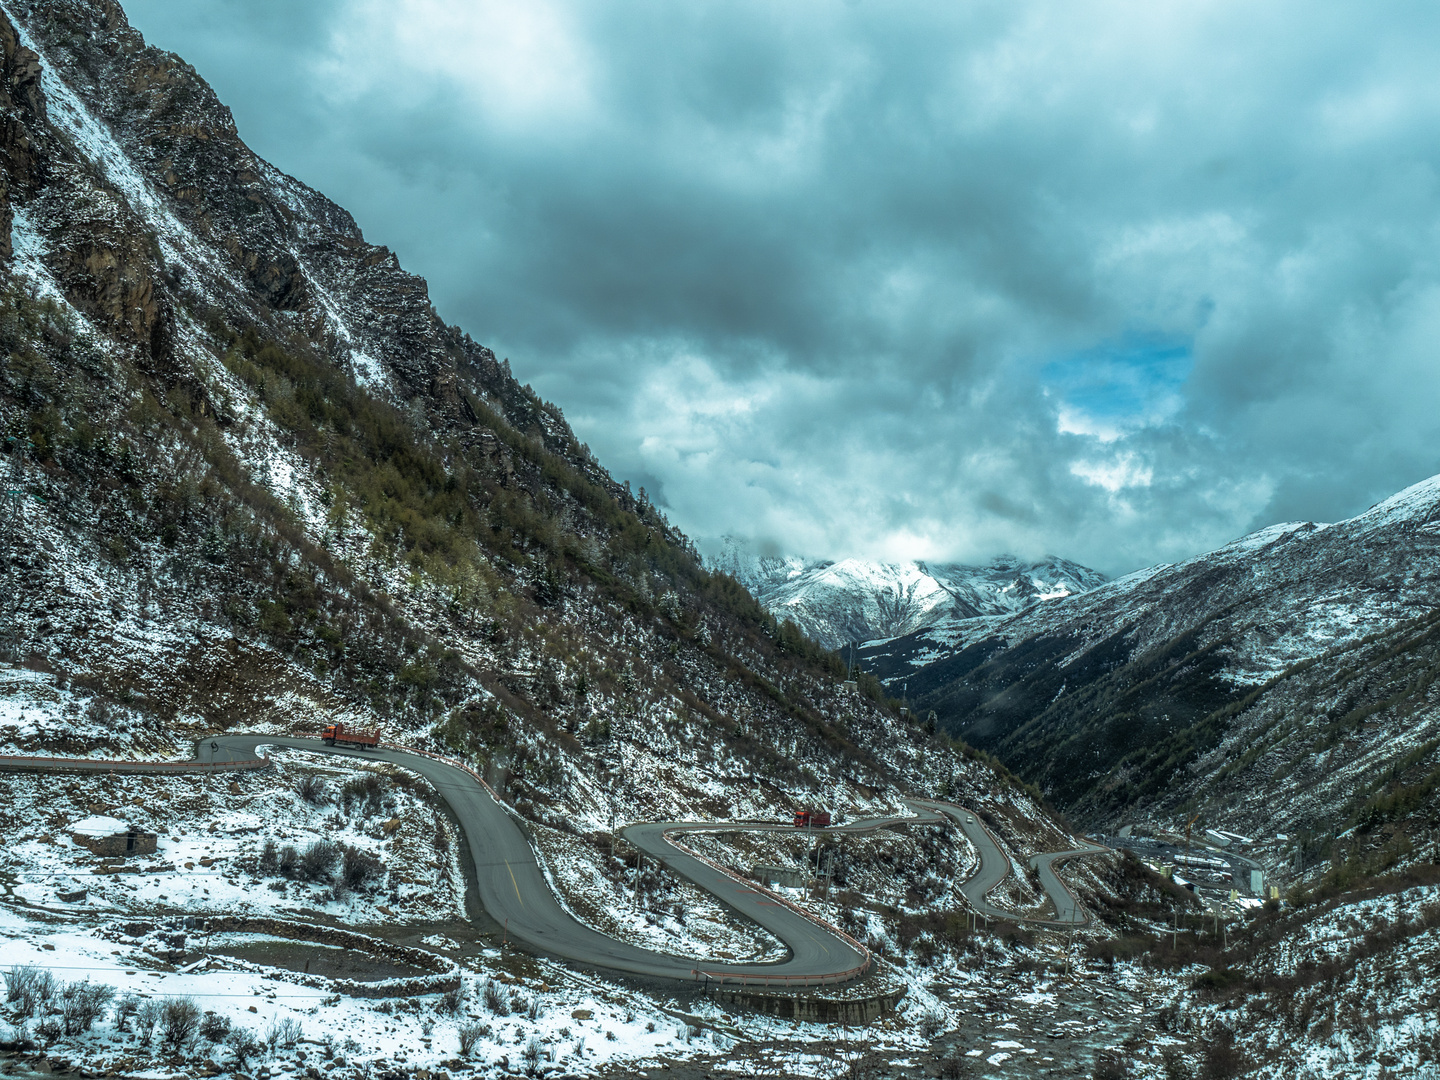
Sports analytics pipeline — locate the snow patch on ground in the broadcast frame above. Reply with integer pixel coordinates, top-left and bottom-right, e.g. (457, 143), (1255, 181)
(0, 906), (721, 1076)
(529, 823), (787, 963)
(0, 750), (462, 923)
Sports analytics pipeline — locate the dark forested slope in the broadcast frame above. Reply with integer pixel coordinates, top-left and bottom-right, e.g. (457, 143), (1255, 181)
(863, 485), (1440, 881)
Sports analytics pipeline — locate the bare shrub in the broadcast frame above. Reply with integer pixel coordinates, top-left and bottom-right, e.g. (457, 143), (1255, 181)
(437, 985), (464, 1015)
(341, 773), (390, 817)
(917, 1009), (946, 1039)
(113, 992), (139, 1032)
(340, 845), (383, 891)
(158, 996), (202, 1053)
(265, 1016), (303, 1050)
(458, 1020), (489, 1056)
(482, 979), (509, 1016)
(2, 966), (28, 1004)
(199, 1011), (232, 1043)
(277, 845), (299, 877)
(258, 840), (279, 875)
(226, 1025), (262, 1067)
(4, 1019), (33, 1050)
(84, 698), (115, 725)
(3, 966), (50, 1014)
(297, 840), (340, 883)
(937, 1046), (971, 1079)
(58, 981), (115, 1035)
(292, 774), (329, 805)
(522, 1035), (543, 1075)
(135, 999), (161, 1045)
(31, 969), (56, 1016)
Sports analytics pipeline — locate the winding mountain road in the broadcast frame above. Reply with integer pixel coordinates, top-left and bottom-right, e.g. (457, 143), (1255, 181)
(2, 735), (1103, 987)
(915, 800), (1104, 926)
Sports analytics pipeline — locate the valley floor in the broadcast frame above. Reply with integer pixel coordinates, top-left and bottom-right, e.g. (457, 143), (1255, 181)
(3, 722), (1436, 1078)
(0, 741), (1174, 1079)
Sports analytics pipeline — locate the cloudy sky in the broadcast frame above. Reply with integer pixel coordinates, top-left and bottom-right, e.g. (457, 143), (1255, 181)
(127, 0), (1440, 575)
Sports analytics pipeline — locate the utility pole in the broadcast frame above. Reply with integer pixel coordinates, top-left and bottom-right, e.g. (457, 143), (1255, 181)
(1067, 904), (1077, 975)
(1183, 812), (1202, 874)
(805, 817), (815, 892)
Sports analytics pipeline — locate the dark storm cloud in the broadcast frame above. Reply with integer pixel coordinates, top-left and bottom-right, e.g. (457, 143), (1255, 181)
(125, 0), (1440, 573)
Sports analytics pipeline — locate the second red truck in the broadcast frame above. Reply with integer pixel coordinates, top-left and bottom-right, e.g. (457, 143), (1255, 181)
(318, 723), (380, 749)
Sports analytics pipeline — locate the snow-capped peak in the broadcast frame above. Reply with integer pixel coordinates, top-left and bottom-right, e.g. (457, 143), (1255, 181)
(700, 537), (1107, 649)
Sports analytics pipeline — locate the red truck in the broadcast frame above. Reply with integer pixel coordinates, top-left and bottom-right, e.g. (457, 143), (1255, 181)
(793, 809), (831, 828)
(319, 723), (379, 749)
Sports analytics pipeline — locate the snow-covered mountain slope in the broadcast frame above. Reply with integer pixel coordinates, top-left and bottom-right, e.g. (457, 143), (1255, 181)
(703, 536), (1107, 649)
(869, 474), (1440, 688)
(860, 474), (1440, 864)
(0, 0), (1057, 846)
(0, 2), (1091, 1040)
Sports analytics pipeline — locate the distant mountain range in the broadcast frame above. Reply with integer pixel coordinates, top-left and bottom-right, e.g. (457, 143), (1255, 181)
(702, 537), (1108, 650)
(858, 473), (1440, 852)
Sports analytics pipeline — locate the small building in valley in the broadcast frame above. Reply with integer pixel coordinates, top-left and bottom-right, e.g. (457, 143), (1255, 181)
(70, 815), (157, 857)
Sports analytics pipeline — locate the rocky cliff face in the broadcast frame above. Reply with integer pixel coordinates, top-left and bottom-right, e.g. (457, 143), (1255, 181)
(0, 0), (1051, 843)
(1, 0), (542, 437)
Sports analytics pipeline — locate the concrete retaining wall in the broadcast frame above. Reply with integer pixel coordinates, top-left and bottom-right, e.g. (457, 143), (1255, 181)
(0, 754), (272, 775)
(712, 986), (906, 1025)
(753, 864), (807, 888)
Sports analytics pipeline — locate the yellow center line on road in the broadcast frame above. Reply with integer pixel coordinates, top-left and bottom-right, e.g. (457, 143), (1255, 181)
(505, 861), (523, 906)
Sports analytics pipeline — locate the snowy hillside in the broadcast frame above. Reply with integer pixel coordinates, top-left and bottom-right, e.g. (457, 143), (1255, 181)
(0, 0), (1066, 921)
(869, 473), (1440, 688)
(858, 473), (1440, 881)
(703, 536), (1107, 649)
(0, 4), (1125, 1070)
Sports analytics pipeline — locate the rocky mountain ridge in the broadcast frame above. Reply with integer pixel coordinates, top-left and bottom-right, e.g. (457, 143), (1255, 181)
(861, 474), (1440, 879)
(704, 536), (1107, 650)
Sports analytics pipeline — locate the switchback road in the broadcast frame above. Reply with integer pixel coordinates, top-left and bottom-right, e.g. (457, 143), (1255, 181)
(202, 735), (872, 988)
(915, 799), (1104, 927)
(2, 736), (1104, 985)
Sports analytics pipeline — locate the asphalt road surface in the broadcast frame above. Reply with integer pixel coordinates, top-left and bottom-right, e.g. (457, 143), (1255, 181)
(916, 799), (1104, 926)
(203, 734), (877, 987)
(3, 737), (1105, 985)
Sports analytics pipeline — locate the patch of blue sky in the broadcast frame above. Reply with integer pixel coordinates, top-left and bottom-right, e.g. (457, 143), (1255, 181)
(1043, 335), (1193, 442)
